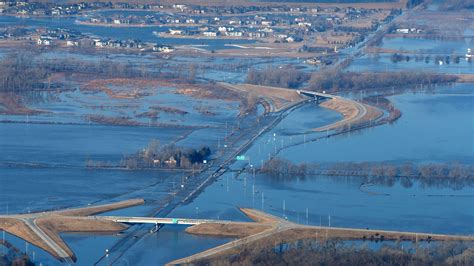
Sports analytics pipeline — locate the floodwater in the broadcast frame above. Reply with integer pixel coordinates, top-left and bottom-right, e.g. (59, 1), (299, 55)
(380, 37), (472, 54)
(112, 83), (474, 265)
(350, 36), (474, 73)
(349, 53), (474, 74)
(1, 80), (473, 265)
(280, 84), (474, 164)
(0, 16), (256, 49)
(0, 13), (473, 266)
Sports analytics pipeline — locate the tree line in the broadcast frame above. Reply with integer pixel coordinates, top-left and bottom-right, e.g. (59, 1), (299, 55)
(261, 158), (474, 190)
(391, 53), (469, 64)
(0, 53), (51, 94)
(245, 66), (310, 89)
(0, 53), (202, 96)
(307, 70), (457, 92)
(197, 238), (473, 266)
(362, 95), (401, 124)
(244, 65), (457, 93)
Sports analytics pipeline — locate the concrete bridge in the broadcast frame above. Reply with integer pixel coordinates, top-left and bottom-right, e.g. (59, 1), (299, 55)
(296, 89), (335, 103)
(100, 216), (229, 226)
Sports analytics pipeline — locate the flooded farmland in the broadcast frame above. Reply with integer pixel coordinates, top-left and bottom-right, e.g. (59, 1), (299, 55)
(0, 1), (473, 265)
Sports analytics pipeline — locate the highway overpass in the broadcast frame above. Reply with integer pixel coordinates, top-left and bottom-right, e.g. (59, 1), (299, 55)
(296, 89), (335, 102)
(100, 216), (230, 225)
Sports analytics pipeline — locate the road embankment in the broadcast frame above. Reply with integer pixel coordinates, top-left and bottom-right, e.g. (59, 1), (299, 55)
(314, 97), (383, 132)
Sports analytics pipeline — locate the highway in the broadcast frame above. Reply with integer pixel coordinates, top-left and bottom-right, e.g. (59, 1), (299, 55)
(100, 94), (307, 265)
(19, 217), (73, 263)
(297, 90), (371, 132)
(169, 208), (474, 265)
(101, 216), (231, 225)
(316, 96), (368, 132)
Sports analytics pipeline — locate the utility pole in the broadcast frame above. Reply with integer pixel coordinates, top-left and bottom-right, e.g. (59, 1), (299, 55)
(306, 208), (309, 224)
(283, 200), (286, 216)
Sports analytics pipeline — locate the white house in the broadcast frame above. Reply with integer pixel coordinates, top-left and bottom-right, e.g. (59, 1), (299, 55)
(66, 40), (78, 46)
(169, 29), (183, 35)
(203, 31), (217, 37)
(37, 38), (52, 45)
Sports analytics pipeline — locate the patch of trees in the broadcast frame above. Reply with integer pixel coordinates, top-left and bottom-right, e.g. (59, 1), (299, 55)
(261, 158), (474, 190)
(391, 53), (467, 64)
(121, 139), (211, 169)
(362, 95), (401, 124)
(0, 53), (51, 94)
(0, 53), (201, 96)
(199, 239), (474, 266)
(307, 70), (457, 92)
(0, 240), (34, 266)
(245, 66), (310, 89)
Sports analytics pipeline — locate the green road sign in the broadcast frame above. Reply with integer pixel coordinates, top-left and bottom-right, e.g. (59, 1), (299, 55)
(236, 155), (247, 161)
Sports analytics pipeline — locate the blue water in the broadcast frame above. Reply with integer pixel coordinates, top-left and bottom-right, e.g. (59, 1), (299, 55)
(381, 37), (471, 54)
(281, 84), (474, 164)
(0, 123), (185, 166)
(0, 15), (256, 49)
(350, 53), (474, 74)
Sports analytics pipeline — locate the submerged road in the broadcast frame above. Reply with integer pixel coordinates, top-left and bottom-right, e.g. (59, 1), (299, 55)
(100, 96), (307, 265)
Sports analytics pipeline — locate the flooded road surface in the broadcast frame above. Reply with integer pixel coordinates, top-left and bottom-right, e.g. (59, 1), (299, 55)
(112, 84), (474, 265)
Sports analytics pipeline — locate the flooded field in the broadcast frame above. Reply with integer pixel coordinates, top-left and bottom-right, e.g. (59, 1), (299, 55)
(280, 84), (473, 164)
(351, 36), (474, 73)
(0, 3), (473, 265)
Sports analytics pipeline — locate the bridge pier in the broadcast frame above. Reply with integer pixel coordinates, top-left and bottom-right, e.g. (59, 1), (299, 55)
(150, 223), (164, 234)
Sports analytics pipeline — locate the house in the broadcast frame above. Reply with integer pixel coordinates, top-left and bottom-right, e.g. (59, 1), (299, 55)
(164, 156), (177, 167)
(37, 38), (52, 45)
(153, 45), (174, 53)
(248, 32), (268, 38)
(203, 31), (217, 37)
(169, 29), (183, 35)
(227, 31), (243, 37)
(94, 39), (106, 47)
(229, 20), (241, 25)
(173, 4), (187, 11)
(298, 22), (312, 27)
(198, 19), (209, 24)
(51, 8), (61, 16)
(305, 58), (322, 65)
(66, 40), (78, 46)
(396, 28), (409, 34)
